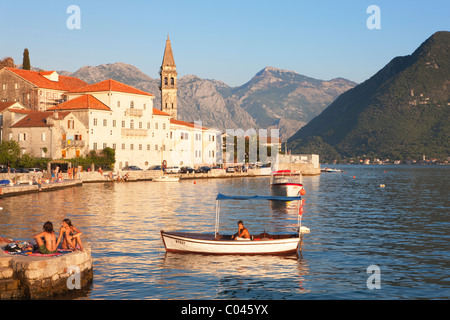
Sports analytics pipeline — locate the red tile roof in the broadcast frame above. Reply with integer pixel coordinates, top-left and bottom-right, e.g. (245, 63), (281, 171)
(152, 108), (170, 116)
(48, 94), (111, 111)
(69, 79), (154, 96)
(11, 111), (71, 128)
(170, 119), (209, 130)
(0, 102), (19, 113)
(5, 68), (88, 91)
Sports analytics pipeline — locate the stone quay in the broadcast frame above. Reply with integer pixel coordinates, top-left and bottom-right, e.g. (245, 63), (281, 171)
(0, 244), (93, 299)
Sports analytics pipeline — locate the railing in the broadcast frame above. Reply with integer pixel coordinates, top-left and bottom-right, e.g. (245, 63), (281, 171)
(125, 108), (143, 117)
(61, 140), (85, 148)
(121, 128), (148, 137)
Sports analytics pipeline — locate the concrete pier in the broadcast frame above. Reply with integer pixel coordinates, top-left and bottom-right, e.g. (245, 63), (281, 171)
(0, 244), (93, 299)
(0, 177), (82, 198)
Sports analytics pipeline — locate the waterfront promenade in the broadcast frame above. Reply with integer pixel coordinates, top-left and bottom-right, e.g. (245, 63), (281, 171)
(0, 165), (320, 198)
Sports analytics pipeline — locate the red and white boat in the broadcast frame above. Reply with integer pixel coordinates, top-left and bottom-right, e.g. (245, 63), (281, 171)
(270, 170), (304, 197)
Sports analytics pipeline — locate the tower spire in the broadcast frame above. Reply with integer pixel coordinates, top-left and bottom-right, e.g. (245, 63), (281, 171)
(162, 35), (176, 67)
(160, 36), (178, 120)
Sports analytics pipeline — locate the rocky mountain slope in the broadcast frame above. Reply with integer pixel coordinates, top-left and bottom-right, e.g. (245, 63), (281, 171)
(288, 31), (450, 162)
(60, 64), (356, 141)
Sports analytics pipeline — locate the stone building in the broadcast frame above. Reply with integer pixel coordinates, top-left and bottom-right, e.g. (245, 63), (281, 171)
(0, 37), (220, 170)
(1, 107), (89, 159)
(0, 67), (88, 111)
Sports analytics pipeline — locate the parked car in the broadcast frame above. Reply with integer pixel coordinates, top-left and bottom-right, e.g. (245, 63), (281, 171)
(147, 165), (162, 171)
(28, 168), (42, 172)
(164, 166), (181, 174)
(196, 166), (211, 173)
(122, 165), (142, 171)
(226, 167), (235, 173)
(180, 166), (195, 173)
(16, 168), (30, 173)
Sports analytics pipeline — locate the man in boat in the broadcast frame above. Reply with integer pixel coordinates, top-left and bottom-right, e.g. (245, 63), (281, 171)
(231, 221), (251, 240)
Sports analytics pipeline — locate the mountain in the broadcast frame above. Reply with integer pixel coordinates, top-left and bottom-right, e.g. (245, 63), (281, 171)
(59, 64), (356, 141)
(287, 31), (450, 162)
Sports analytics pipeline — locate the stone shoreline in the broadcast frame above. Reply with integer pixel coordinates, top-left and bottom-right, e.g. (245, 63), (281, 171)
(0, 244), (93, 299)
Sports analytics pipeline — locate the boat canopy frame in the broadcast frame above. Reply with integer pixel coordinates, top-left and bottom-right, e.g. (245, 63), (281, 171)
(214, 193), (303, 238)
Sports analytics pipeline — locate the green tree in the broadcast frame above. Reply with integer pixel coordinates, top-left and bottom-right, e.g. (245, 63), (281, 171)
(0, 140), (20, 166)
(22, 48), (31, 70)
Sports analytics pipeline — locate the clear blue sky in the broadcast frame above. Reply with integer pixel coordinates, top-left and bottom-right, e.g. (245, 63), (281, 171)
(1, 0), (449, 86)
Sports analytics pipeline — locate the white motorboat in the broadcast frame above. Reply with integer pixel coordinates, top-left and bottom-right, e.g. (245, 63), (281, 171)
(321, 168), (342, 173)
(153, 175), (180, 182)
(160, 194), (310, 255)
(270, 170), (304, 197)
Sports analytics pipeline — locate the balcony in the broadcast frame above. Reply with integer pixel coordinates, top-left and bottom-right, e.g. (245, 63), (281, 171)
(62, 140), (85, 148)
(125, 108), (143, 117)
(121, 128), (148, 137)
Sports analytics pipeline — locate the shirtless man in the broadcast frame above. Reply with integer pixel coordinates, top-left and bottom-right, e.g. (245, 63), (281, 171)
(231, 220), (250, 240)
(34, 221), (57, 254)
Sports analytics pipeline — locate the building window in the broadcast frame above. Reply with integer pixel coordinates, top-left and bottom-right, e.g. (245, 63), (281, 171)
(171, 77), (174, 85)
(112, 143), (116, 150)
(143, 103), (146, 110)
(147, 144), (150, 150)
(41, 132), (46, 141)
(15, 83), (18, 90)
(163, 123), (166, 130)
(139, 144), (142, 150)
(164, 77), (168, 85)
(68, 120), (74, 129)
(103, 119), (107, 126)
(130, 144), (134, 150)
(155, 122), (158, 130)
(93, 143), (97, 150)
(41, 148), (46, 158)
(2, 84), (6, 90)
(130, 120), (134, 129)
(117, 101), (120, 108)
(130, 101), (134, 108)
(122, 121), (125, 128)
(113, 120), (116, 127)
(155, 145), (159, 151)
(147, 122), (150, 129)
(93, 118), (98, 126)
(122, 143), (125, 150)
(103, 143), (107, 149)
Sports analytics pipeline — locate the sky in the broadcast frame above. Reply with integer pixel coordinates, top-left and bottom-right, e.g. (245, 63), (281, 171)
(1, 0), (449, 87)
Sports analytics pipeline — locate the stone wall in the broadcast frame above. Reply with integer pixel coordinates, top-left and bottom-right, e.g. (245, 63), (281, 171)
(0, 245), (93, 299)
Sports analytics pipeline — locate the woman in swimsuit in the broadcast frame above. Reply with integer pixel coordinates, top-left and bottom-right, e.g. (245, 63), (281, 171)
(34, 221), (57, 254)
(56, 218), (83, 251)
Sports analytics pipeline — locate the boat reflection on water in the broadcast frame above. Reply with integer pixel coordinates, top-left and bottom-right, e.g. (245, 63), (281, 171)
(160, 252), (311, 298)
(269, 199), (302, 215)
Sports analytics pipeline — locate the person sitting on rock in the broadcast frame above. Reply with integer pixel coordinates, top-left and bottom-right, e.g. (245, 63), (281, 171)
(34, 221), (57, 254)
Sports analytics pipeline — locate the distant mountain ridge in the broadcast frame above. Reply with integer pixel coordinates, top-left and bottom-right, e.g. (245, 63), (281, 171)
(287, 31), (450, 162)
(59, 64), (356, 141)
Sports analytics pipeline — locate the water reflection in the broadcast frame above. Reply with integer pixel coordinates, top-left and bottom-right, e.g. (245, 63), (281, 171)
(1, 166), (449, 299)
(160, 253), (311, 299)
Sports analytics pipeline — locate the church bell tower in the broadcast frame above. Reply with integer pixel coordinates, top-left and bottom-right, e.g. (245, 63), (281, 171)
(160, 35), (177, 119)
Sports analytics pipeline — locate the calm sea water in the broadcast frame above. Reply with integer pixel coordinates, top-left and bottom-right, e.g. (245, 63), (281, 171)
(1, 165), (449, 300)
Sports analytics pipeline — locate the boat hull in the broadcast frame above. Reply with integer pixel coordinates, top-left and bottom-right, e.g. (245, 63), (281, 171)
(153, 176), (180, 182)
(161, 231), (301, 255)
(270, 183), (303, 197)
